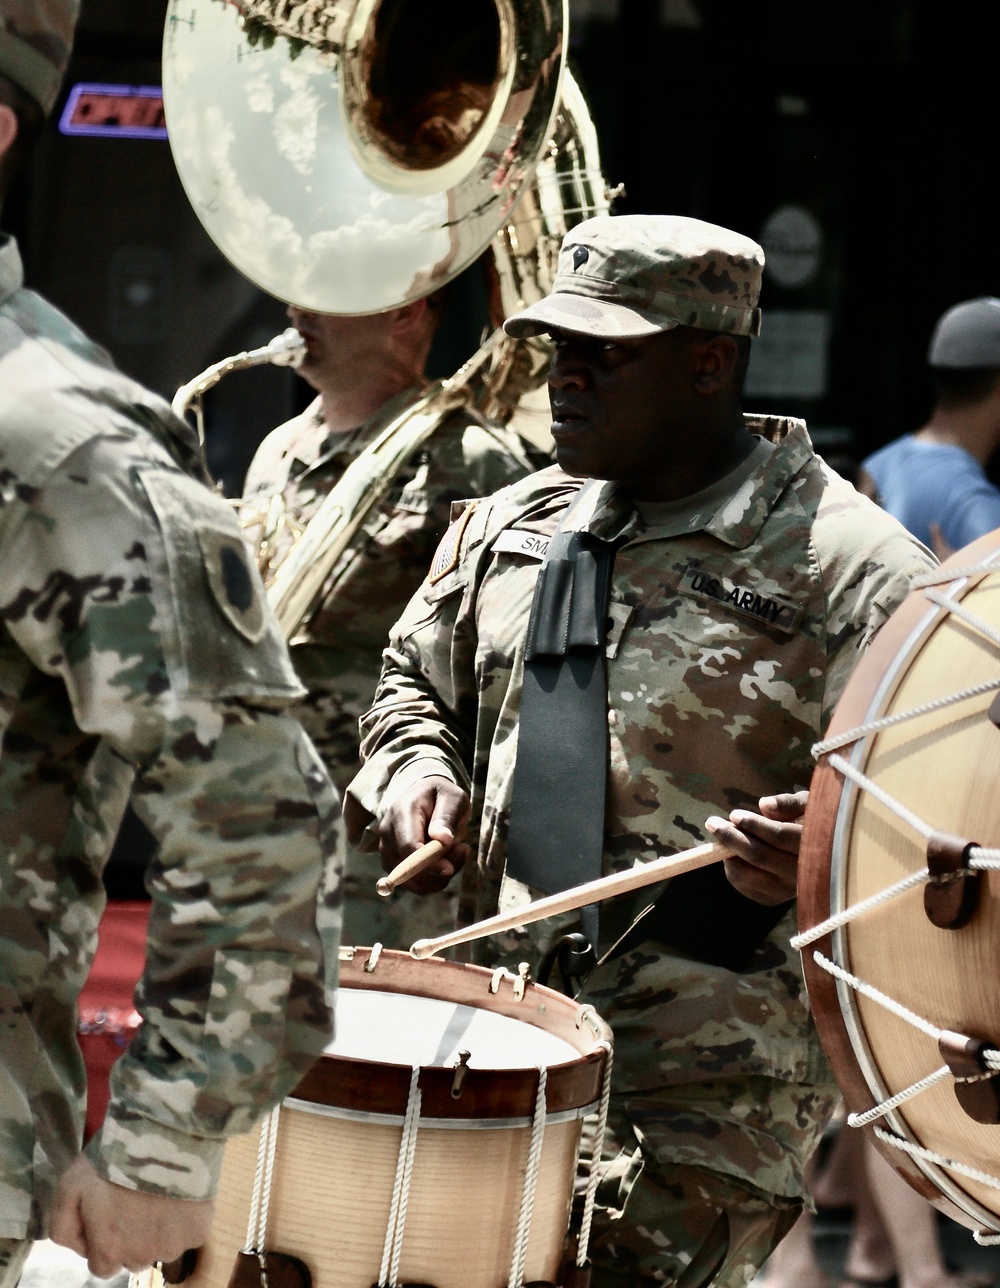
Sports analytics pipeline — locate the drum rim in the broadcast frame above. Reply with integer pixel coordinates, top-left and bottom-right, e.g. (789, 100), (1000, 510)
(799, 530), (1000, 1234)
(290, 947), (611, 1120)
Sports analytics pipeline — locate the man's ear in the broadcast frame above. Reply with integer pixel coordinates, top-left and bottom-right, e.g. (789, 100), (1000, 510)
(393, 296), (431, 335)
(0, 103), (18, 163)
(692, 334), (739, 395)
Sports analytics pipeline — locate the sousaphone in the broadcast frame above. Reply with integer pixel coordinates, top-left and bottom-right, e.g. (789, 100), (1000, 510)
(162, 0), (612, 641)
(161, 0), (569, 314)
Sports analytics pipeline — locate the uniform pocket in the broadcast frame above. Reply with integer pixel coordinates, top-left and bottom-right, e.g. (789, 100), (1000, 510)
(137, 468), (304, 702)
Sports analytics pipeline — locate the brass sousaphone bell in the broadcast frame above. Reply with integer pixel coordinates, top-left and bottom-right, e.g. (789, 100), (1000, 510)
(161, 0), (569, 314)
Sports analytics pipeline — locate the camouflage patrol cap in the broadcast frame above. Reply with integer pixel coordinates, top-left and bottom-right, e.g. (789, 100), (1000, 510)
(503, 213), (765, 341)
(0, 0), (79, 116)
(928, 297), (1000, 369)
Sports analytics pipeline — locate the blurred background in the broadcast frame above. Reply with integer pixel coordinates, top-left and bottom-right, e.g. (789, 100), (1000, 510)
(7, 0), (997, 490)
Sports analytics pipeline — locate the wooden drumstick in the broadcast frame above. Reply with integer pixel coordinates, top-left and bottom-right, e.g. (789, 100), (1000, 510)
(409, 838), (727, 959)
(377, 839), (447, 897)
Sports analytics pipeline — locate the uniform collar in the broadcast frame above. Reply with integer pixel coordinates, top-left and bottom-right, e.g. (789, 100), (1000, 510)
(561, 414), (814, 549)
(290, 385), (424, 480)
(0, 233), (25, 305)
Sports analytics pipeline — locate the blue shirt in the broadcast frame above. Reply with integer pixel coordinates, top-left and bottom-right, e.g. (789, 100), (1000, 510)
(862, 435), (1000, 552)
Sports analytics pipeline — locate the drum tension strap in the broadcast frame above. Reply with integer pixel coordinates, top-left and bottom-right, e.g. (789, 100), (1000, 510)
(157, 1251), (198, 1284)
(227, 1250), (312, 1288)
(938, 1030), (1000, 1125)
(924, 830), (980, 929)
(507, 484), (621, 947)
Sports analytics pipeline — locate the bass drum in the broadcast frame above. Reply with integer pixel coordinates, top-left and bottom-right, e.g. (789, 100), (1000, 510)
(183, 947), (611, 1288)
(799, 530), (1000, 1238)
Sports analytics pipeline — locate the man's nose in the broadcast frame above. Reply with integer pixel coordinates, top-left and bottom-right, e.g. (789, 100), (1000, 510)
(549, 345), (591, 390)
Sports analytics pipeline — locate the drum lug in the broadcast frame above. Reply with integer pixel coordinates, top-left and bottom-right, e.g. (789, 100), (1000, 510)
(575, 1004), (603, 1038)
(364, 943), (385, 972)
(490, 961), (531, 1000)
(924, 832), (980, 929)
(451, 1048), (472, 1098)
(938, 1030), (1000, 1124)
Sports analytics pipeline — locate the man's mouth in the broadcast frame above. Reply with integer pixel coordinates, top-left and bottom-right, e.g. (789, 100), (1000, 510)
(294, 330), (320, 360)
(550, 402), (588, 433)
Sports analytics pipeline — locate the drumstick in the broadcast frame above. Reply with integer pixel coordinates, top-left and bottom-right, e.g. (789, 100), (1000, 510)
(376, 839), (447, 897)
(409, 838), (727, 959)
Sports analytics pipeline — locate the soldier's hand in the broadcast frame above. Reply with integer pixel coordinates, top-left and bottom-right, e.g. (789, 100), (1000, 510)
(50, 1155), (213, 1279)
(704, 790), (808, 905)
(379, 774), (471, 893)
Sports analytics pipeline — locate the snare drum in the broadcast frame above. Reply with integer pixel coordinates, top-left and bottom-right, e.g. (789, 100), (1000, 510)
(799, 531), (1000, 1236)
(184, 947), (612, 1288)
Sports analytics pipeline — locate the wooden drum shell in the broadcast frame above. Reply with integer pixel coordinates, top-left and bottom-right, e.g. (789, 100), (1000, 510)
(186, 948), (612, 1288)
(800, 531), (1000, 1234)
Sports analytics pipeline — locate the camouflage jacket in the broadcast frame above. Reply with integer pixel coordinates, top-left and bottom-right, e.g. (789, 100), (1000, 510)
(242, 391), (542, 789)
(348, 416), (935, 1198)
(0, 235), (341, 1237)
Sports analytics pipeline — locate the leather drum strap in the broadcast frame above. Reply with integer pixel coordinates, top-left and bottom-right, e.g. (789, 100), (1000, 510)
(506, 512), (621, 945)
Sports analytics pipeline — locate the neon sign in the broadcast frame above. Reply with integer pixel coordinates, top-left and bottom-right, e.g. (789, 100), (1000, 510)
(58, 83), (167, 140)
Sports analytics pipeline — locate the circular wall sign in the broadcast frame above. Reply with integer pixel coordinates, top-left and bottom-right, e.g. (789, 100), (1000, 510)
(761, 205), (823, 287)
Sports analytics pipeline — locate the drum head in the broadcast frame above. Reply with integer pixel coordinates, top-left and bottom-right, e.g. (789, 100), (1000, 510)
(800, 531), (1000, 1234)
(292, 947), (611, 1119)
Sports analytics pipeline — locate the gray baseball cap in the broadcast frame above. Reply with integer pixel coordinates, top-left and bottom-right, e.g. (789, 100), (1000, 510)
(503, 213), (765, 341)
(928, 297), (1000, 370)
(0, 0), (79, 116)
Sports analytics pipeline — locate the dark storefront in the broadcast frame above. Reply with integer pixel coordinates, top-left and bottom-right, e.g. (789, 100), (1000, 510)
(8, 0), (998, 485)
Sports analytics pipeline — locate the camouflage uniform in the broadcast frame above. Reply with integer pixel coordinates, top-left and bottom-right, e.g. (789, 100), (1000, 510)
(348, 427), (934, 1285)
(242, 390), (542, 950)
(0, 233), (342, 1248)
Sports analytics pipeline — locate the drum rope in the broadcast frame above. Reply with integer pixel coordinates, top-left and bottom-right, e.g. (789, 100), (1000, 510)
(870, 1123), (1000, 1233)
(812, 674), (1000, 759)
(848, 1066), (953, 1127)
(821, 752), (934, 837)
(508, 1066), (549, 1288)
(811, 949), (944, 1040)
(244, 1103), (281, 1254)
(576, 1039), (614, 1270)
(922, 587), (1000, 649)
(809, 951), (1000, 1121)
(389, 1073), (422, 1288)
(911, 557), (1000, 589)
(791, 865), (930, 949)
(379, 1065), (422, 1288)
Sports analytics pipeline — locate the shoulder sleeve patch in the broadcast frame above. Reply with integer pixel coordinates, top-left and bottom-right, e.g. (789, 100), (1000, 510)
(428, 500), (479, 585)
(197, 525), (267, 643)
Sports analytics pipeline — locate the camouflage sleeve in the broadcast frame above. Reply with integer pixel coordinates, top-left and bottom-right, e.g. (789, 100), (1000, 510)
(345, 503), (491, 849)
(818, 488), (937, 726)
(1, 435), (342, 1201)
